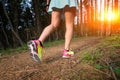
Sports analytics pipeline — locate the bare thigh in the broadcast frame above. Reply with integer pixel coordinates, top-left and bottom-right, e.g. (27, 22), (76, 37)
(64, 6), (76, 26)
(50, 9), (62, 29)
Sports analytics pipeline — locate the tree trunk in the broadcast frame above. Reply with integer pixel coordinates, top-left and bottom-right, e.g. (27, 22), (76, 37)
(1, 22), (10, 49)
(114, 0), (118, 33)
(10, 0), (19, 34)
(106, 0), (111, 36)
(100, 0), (104, 36)
(2, 0), (23, 46)
(10, 0), (21, 47)
(91, 0), (94, 35)
(94, 0), (98, 36)
(80, 0), (83, 36)
(32, 0), (42, 37)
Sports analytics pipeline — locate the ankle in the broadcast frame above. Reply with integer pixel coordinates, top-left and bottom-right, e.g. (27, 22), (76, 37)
(37, 40), (44, 48)
(64, 49), (69, 51)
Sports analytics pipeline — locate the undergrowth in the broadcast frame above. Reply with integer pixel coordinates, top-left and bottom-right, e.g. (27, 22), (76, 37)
(0, 39), (65, 55)
(81, 35), (120, 79)
(0, 37), (82, 55)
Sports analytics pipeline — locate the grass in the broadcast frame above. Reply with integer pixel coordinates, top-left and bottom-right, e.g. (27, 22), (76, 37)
(0, 35), (120, 79)
(0, 39), (65, 55)
(0, 44), (28, 55)
(0, 37), (83, 55)
(81, 48), (102, 64)
(44, 39), (64, 47)
(80, 35), (120, 79)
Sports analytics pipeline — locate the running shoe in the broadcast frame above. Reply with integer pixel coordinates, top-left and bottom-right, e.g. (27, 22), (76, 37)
(62, 49), (74, 58)
(27, 40), (43, 62)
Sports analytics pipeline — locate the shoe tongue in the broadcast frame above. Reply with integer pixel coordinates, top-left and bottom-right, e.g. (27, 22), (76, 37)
(34, 40), (44, 48)
(38, 40), (44, 48)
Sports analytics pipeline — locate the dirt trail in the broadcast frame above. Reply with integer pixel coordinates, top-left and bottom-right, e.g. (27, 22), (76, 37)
(0, 37), (102, 80)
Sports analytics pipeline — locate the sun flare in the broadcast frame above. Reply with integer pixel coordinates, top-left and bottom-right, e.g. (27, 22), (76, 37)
(104, 11), (118, 21)
(99, 11), (119, 22)
(106, 12), (115, 21)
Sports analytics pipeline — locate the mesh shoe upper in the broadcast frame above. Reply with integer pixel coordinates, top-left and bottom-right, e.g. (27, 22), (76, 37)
(28, 40), (43, 62)
(62, 49), (74, 58)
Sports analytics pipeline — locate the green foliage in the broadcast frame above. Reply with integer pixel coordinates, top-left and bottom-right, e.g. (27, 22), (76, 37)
(0, 44), (28, 55)
(100, 35), (120, 48)
(114, 67), (120, 77)
(104, 35), (120, 44)
(80, 35), (120, 80)
(44, 39), (64, 47)
(81, 50), (102, 64)
(0, 39), (65, 55)
(93, 35), (120, 79)
(82, 53), (92, 61)
(111, 44), (120, 48)
(95, 64), (104, 69)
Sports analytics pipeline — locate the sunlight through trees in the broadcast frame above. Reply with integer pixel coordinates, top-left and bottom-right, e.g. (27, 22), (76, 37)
(0, 0), (120, 49)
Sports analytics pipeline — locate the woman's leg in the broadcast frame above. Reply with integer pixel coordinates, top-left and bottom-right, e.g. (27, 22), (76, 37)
(64, 6), (76, 50)
(38, 10), (62, 43)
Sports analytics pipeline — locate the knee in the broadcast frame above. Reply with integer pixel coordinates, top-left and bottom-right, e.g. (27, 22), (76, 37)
(50, 24), (59, 30)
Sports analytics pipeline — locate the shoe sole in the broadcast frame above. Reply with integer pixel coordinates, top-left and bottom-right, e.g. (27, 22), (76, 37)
(62, 54), (74, 58)
(28, 40), (40, 62)
(62, 56), (70, 58)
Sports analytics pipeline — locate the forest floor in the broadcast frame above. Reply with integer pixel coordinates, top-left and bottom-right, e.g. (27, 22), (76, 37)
(0, 36), (120, 80)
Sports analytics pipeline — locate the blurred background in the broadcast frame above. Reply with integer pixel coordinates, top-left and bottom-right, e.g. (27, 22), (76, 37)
(0, 0), (120, 49)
